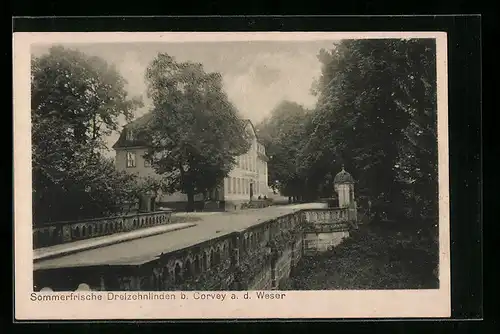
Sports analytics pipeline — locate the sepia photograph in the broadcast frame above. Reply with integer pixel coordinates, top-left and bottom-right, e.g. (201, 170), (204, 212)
(14, 31), (450, 319)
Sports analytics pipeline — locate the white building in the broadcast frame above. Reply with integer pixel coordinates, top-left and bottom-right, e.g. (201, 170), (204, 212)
(113, 115), (271, 211)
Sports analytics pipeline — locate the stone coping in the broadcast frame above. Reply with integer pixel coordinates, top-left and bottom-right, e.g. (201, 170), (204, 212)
(35, 209), (173, 227)
(33, 203), (332, 270)
(34, 222), (196, 263)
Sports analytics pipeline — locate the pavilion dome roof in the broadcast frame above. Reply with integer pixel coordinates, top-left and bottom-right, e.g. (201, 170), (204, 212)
(333, 166), (354, 184)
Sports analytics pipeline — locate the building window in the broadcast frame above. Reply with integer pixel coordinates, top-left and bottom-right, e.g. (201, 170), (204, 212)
(228, 177), (232, 194)
(232, 178), (237, 194)
(237, 178), (241, 194)
(126, 129), (134, 141)
(126, 152), (136, 168)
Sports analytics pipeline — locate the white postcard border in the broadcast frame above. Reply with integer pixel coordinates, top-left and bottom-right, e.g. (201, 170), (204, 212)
(14, 31), (450, 320)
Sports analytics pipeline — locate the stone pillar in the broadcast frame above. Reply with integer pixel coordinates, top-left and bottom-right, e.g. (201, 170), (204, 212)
(138, 194), (152, 212)
(337, 184), (350, 207)
(333, 166), (355, 209)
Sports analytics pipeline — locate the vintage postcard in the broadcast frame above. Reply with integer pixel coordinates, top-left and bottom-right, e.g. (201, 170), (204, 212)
(14, 31), (450, 320)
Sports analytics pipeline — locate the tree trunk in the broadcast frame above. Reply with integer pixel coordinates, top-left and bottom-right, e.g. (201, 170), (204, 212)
(186, 190), (195, 212)
(92, 115), (97, 140)
(150, 197), (156, 212)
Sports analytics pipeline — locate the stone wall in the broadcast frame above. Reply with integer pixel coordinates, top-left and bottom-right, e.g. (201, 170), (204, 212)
(34, 207), (356, 292)
(303, 231), (350, 255)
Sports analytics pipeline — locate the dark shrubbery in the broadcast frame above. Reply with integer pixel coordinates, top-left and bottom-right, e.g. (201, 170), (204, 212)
(241, 199), (274, 210)
(31, 46), (145, 225)
(290, 223), (439, 290)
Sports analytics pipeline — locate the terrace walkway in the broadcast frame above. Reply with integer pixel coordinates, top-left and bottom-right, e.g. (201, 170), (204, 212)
(34, 203), (325, 271)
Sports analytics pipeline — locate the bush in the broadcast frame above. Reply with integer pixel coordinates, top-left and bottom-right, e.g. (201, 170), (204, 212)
(241, 199), (273, 210)
(290, 223), (439, 290)
(32, 152), (143, 225)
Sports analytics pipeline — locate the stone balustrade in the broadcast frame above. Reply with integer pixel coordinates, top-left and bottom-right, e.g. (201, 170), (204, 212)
(301, 207), (357, 255)
(32, 210), (173, 249)
(33, 207), (357, 292)
(304, 222), (351, 233)
(302, 207), (349, 224)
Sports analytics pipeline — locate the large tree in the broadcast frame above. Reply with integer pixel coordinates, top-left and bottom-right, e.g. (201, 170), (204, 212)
(139, 53), (250, 211)
(392, 40), (438, 222)
(256, 101), (310, 202)
(31, 46), (143, 224)
(32, 45), (142, 147)
(306, 38), (438, 222)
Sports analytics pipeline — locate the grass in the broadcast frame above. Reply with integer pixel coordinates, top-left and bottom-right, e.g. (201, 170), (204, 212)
(290, 222), (439, 290)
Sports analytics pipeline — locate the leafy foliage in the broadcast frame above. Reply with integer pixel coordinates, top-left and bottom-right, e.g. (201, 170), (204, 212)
(138, 53), (251, 211)
(32, 46), (142, 145)
(290, 224), (439, 290)
(259, 39), (438, 222)
(256, 101), (311, 200)
(312, 39), (438, 221)
(31, 46), (144, 224)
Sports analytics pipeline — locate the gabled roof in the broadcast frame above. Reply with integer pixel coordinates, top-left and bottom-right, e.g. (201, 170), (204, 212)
(113, 115), (266, 151)
(243, 119), (256, 136)
(243, 119), (265, 145)
(112, 113), (154, 149)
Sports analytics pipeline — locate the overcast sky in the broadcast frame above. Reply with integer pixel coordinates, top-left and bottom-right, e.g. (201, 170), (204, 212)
(31, 40), (336, 154)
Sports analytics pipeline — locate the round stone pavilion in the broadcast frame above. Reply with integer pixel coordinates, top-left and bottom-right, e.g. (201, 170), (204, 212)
(333, 166), (355, 208)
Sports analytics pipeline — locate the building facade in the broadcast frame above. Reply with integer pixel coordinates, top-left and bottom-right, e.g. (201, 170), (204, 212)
(113, 114), (270, 210)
